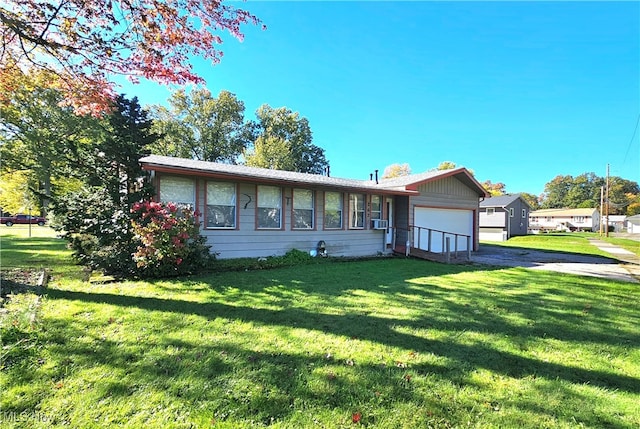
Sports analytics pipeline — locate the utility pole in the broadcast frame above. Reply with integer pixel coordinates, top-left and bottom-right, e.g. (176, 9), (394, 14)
(605, 164), (610, 237)
(600, 186), (604, 236)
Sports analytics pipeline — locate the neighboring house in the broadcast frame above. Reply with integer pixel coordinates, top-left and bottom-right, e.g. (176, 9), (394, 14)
(139, 155), (488, 259)
(603, 215), (627, 233)
(478, 194), (531, 241)
(626, 215), (640, 234)
(529, 208), (600, 232)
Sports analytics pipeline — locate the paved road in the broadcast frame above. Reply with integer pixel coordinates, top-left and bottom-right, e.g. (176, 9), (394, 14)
(471, 242), (639, 283)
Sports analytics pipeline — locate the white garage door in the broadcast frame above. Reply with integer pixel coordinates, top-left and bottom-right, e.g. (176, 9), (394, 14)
(414, 207), (474, 252)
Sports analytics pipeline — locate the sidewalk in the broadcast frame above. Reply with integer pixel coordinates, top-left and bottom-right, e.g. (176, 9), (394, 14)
(588, 238), (640, 280)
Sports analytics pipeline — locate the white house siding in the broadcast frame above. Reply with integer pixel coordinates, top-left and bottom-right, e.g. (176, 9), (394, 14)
(195, 180), (387, 259)
(479, 211), (506, 228)
(529, 212), (599, 232)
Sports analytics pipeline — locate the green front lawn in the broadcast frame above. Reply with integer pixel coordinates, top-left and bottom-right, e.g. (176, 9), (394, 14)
(1, 233), (639, 428)
(483, 232), (640, 259)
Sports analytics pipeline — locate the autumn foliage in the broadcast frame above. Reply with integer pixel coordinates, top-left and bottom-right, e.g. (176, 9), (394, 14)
(0, 0), (261, 115)
(131, 201), (214, 277)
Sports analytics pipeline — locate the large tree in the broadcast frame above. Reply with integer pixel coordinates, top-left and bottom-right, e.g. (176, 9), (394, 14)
(540, 173), (639, 214)
(430, 161), (475, 176)
(0, 170), (38, 214)
(1, 0), (261, 115)
(541, 175), (574, 209)
(435, 161), (458, 170)
(607, 176), (640, 216)
(382, 163), (411, 179)
(0, 69), (101, 214)
(245, 105), (328, 174)
(150, 88), (251, 163)
(519, 192), (541, 211)
(98, 95), (157, 204)
(52, 94), (158, 276)
(481, 180), (506, 197)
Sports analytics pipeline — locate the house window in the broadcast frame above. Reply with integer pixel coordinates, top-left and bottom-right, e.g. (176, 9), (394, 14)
(293, 189), (314, 230)
(206, 182), (236, 229)
(573, 216), (585, 223)
(159, 176), (195, 210)
(324, 192), (342, 229)
(371, 195), (382, 221)
(487, 208), (495, 215)
(522, 209), (527, 218)
(257, 185), (282, 229)
(349, 194), (365, 229)
(509, 208), (514, 217)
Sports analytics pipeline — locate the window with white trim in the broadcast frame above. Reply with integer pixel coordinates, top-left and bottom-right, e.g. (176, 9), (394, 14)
(257, 185), (282, 229)
(487, 208), (495, 215)
(349, 194), (365, 229)
(206, 182), (236, 228)
(509, 208), (514, 217)
(522, 209), (527, 218)
(293, 189), (314, 230)
(159, 176), (195, 210)
(324, 192), (342, 229)
(371, 195), (382, 221)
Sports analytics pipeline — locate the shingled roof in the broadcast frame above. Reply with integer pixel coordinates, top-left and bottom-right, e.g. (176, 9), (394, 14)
(480, 194), (531, 208)
(140, 155), (414, 195)
(139, 155), (488, 197)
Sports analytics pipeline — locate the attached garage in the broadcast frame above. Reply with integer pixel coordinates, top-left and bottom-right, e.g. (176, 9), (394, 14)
(413, 207), (474, 252)
(383, 169), (487, 254)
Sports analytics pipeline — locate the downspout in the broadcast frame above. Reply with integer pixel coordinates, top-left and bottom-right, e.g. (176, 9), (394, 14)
(476, 196), (486, 251)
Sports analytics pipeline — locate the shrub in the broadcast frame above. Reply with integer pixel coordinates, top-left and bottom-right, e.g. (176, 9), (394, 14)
(131, 201), (215, 278)
(52, 187), (139, 276)
(53, 190), (214, 278)
(213, 248), (322, 272)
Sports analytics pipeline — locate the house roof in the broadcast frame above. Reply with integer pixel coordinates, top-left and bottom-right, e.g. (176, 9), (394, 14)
(626, 214), (640, 225)
(479, 194), (531, 209)
(379, 167), (488, 197)
(529, 208), (599, 217)
(605, 215), (627, 222)
(139, 155), (488, 197)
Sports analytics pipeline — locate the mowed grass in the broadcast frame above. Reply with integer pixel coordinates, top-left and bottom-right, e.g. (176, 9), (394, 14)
(483, 232), (640, 259)
(0, 227), (79, 278)
(601, 236), (640, 257)
(1, 231), (639, 428)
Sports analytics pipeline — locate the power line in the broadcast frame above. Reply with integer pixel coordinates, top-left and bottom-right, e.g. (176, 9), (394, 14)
(622, 113), (640, 164)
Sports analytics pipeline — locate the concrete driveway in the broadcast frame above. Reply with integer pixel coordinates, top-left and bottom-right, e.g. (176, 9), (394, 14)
(470, 244), (639, 283)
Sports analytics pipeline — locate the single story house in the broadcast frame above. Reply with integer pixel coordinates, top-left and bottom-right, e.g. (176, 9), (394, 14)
(139, 155), (488, 259)
(626, 215), (640, 234)
(478, 194), (531, 241)
(529, 208), (600, 233)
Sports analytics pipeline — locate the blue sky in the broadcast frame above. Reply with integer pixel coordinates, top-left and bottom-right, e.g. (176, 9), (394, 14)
(120, 1), (639, 196)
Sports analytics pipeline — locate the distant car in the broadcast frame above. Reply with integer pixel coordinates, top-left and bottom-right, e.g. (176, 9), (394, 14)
(0, 214), (47, 227)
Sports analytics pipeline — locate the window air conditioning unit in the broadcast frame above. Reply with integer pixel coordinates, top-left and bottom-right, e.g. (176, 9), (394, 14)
(372, 219), (388, 230)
